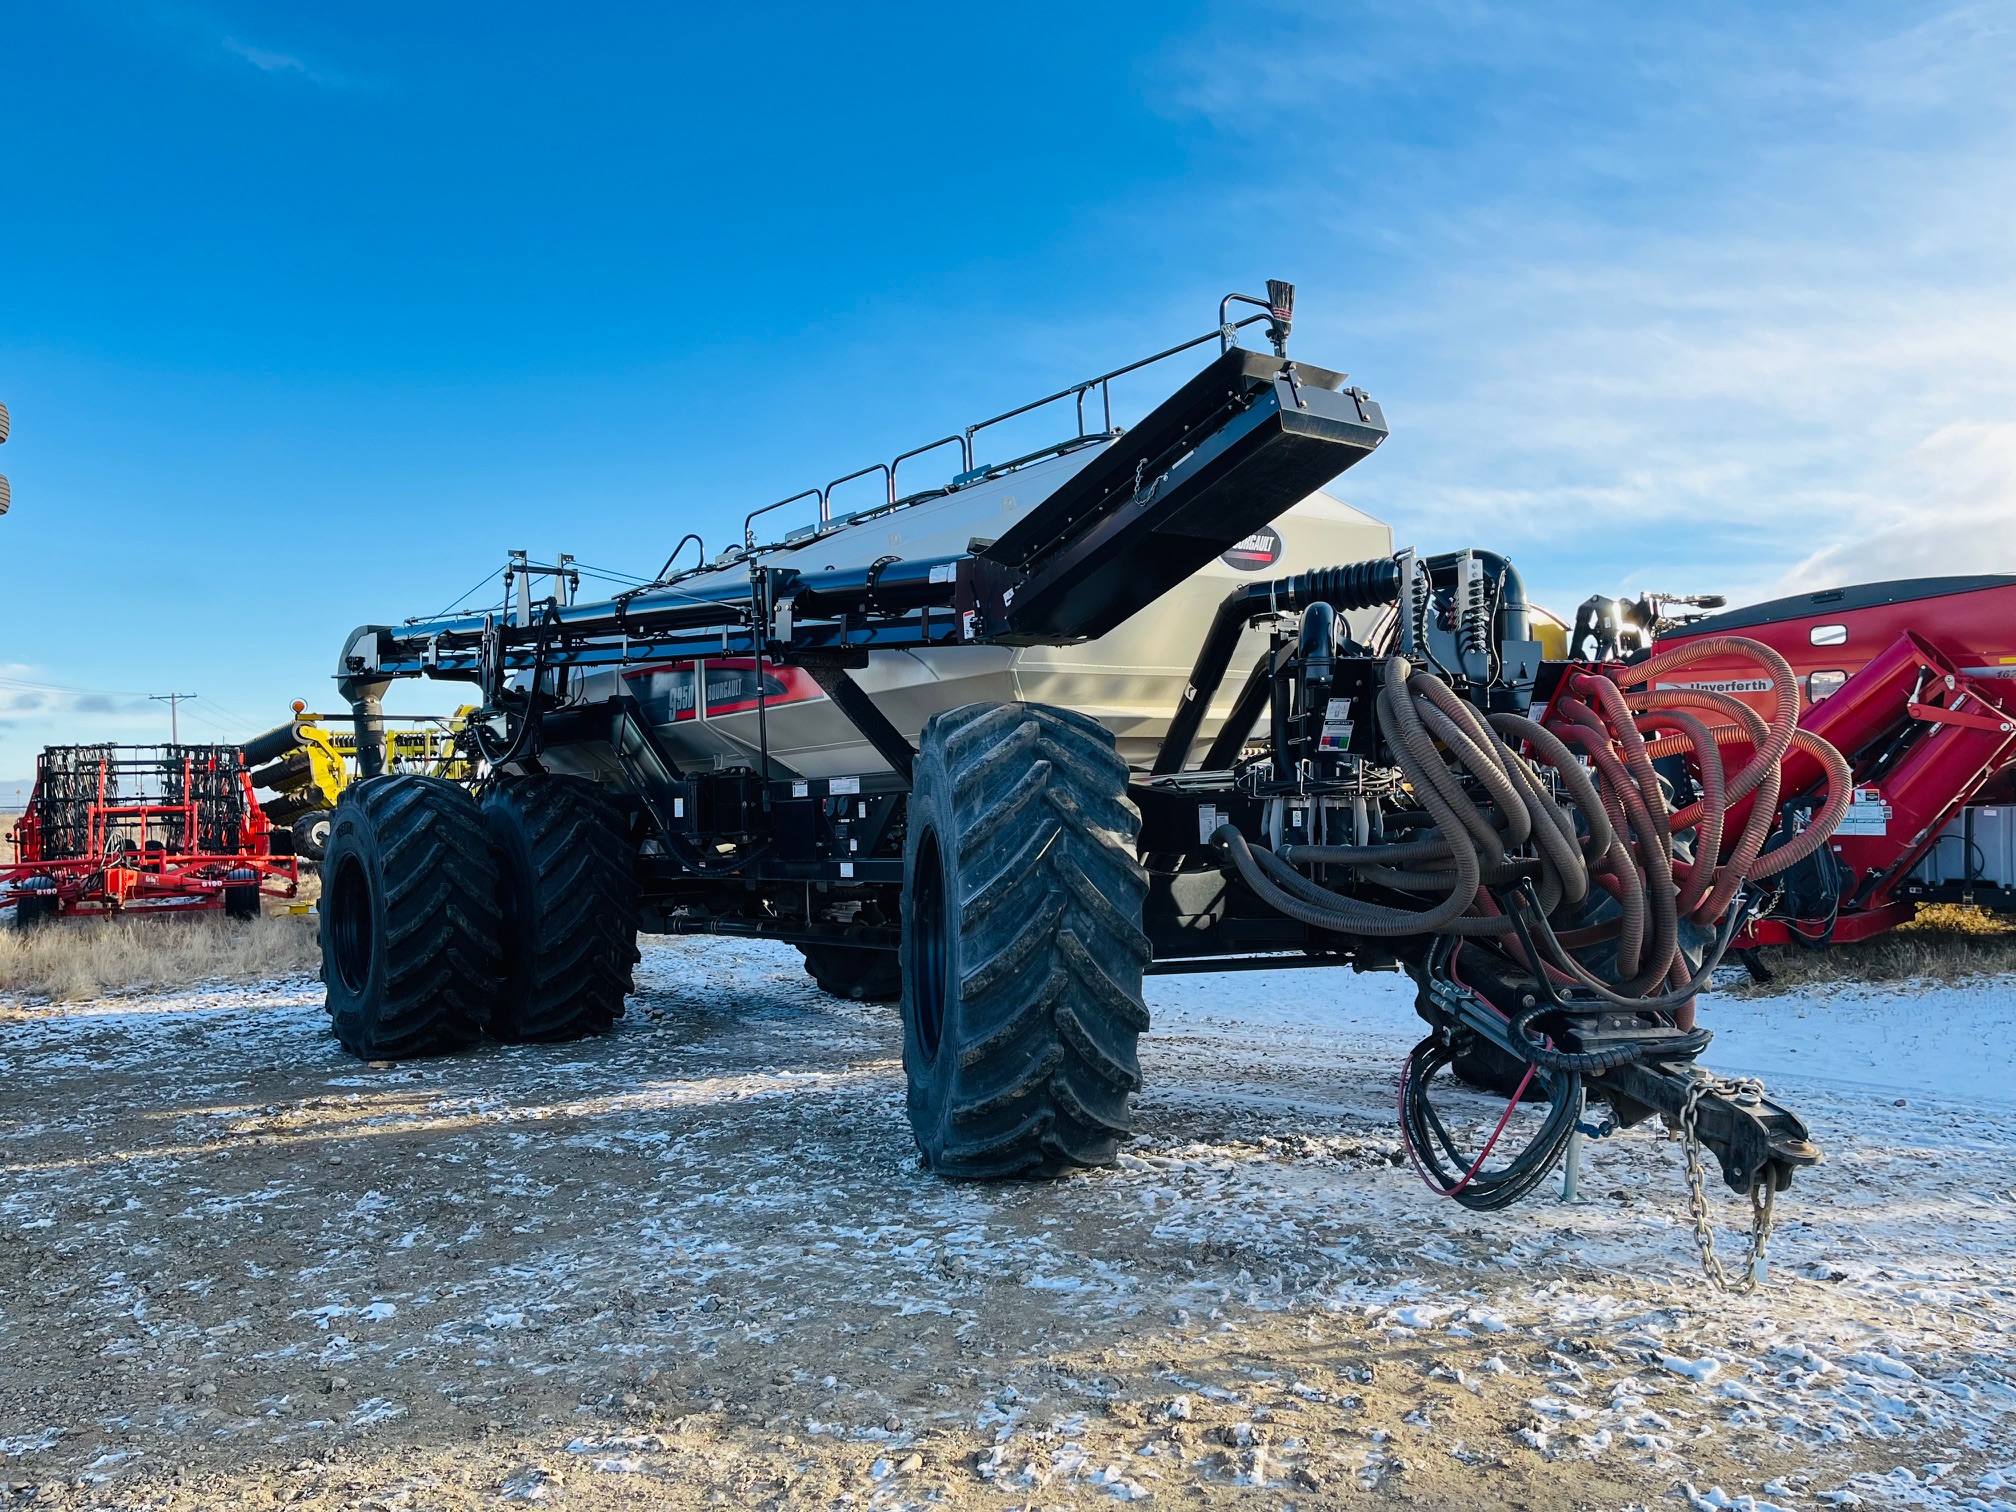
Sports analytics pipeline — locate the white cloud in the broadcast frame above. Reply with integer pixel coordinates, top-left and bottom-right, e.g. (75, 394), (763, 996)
(1151, 2), (2016, 612)
(1776, 421), (2016, 590)
(133, 5), (375, 90)
(0, 668), (178, 775)
(221, 38), (309, 76)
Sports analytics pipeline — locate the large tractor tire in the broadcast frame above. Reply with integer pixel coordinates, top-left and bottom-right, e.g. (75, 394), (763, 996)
(481, 776), (638, 1042)
(797, 942), (901, 1002)
(900, 701), (1151, 1179)
(222, 870), (261, 921)
(293, 810), (332, 864)
(320, 775), (501, 1059)
(12, 892), (57, 930)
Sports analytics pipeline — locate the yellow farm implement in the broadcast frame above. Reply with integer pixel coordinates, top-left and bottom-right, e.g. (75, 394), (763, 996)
(241, 702), (471, 861)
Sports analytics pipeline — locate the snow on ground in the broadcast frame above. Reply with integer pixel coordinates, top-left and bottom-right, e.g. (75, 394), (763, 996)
(0, 941), (2012, 1509)
(1704, 976), (2016, 1109)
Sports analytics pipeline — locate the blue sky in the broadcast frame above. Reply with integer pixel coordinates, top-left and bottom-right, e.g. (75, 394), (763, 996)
(3, 2), (2013, 779)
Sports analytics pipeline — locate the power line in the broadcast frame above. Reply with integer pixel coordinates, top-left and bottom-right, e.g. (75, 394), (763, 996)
(175, 703), (254, 741)
(184, 694), (261, 733)
(0, 673), (147, 698)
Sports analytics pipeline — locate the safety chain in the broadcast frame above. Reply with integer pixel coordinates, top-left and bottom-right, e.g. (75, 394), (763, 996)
(1674, 1074), (1776, 1294)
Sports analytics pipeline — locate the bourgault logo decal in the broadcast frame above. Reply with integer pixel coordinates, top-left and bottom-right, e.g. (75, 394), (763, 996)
(1221, 526), (1284, 571)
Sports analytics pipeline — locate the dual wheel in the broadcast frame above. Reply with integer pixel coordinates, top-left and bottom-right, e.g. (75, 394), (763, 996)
(320, 773), (638, 1059)
(317, 701), (1154, 1185)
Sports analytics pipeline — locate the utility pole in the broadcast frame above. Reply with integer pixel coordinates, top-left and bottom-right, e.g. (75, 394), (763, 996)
(150, 692), (197, 745)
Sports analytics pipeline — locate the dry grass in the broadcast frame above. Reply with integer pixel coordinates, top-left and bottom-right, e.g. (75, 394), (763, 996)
(0, 910), (320, 1001)
(1734, 903), (2016, 993)
(4, 882), (2008, 1005)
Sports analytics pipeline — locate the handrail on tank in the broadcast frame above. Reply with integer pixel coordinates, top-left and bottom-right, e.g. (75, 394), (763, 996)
(821, 463), (894, 522)
(744, 489), (824, 550)
(1221, 281), (1294, 356)
(964, 313), (1272, 463)
(1076, 383), (1112, 438)
(890, 436), (971, 504)
(737, 293), (1284, 553)
(1219, 294), (1272, 351)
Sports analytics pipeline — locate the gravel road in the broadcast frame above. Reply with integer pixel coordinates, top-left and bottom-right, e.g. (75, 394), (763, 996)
(3, 928), (2013, 1509)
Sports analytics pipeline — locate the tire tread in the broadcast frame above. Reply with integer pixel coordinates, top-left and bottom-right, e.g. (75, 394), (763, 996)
(903, 702), (1149, 1179)
(323, 775), (501, 1059)
(484, 776), (637, 1042)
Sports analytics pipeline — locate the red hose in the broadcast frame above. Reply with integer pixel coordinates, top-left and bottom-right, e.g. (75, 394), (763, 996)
(1398, 954), (1544, 1198)
(1517, 635), (1843, 948)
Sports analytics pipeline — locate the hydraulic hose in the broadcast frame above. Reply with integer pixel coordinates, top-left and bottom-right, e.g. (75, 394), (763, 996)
(471, 603), (559, 771)
(1201, 634), (1845, 1217)
(1214, 640), (1848, 1007)
(1399, 1030), (1581, 1211)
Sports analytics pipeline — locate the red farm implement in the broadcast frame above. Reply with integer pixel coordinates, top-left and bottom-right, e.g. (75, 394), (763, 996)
(1587, 575), (2016, 954)
(2, 744), (299, 924)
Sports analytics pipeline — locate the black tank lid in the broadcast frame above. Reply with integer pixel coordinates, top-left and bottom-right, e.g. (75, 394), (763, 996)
(1664, 574), (2016, 638)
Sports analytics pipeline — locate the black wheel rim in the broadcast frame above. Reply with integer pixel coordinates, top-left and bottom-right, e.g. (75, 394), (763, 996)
(912, 828), (948, 1065)
(329, 853), (375, 995)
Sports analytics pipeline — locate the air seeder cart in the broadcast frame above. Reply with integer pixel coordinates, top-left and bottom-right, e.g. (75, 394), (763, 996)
(321, 285), (1849, 1266)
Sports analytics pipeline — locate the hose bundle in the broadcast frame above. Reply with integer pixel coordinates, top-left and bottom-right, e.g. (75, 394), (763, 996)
(1211, 633), (1850, 1212)
(1398, 1032), (1580, 1210)
(1214, 636), (1853, 1008)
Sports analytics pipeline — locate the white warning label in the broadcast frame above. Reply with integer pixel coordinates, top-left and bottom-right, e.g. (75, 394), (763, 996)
(1836, 786), (1890, 837)
(1318, 696), (1356, 753)
(1197, 804), (1223, 845)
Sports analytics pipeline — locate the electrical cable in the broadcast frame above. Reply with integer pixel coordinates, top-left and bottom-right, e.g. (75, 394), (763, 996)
(470, 602), (559, 771)
(1398, 1033), (1582, 1212)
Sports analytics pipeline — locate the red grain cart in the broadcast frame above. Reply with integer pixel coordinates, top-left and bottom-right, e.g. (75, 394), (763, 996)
(2, 744), (299, 924)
